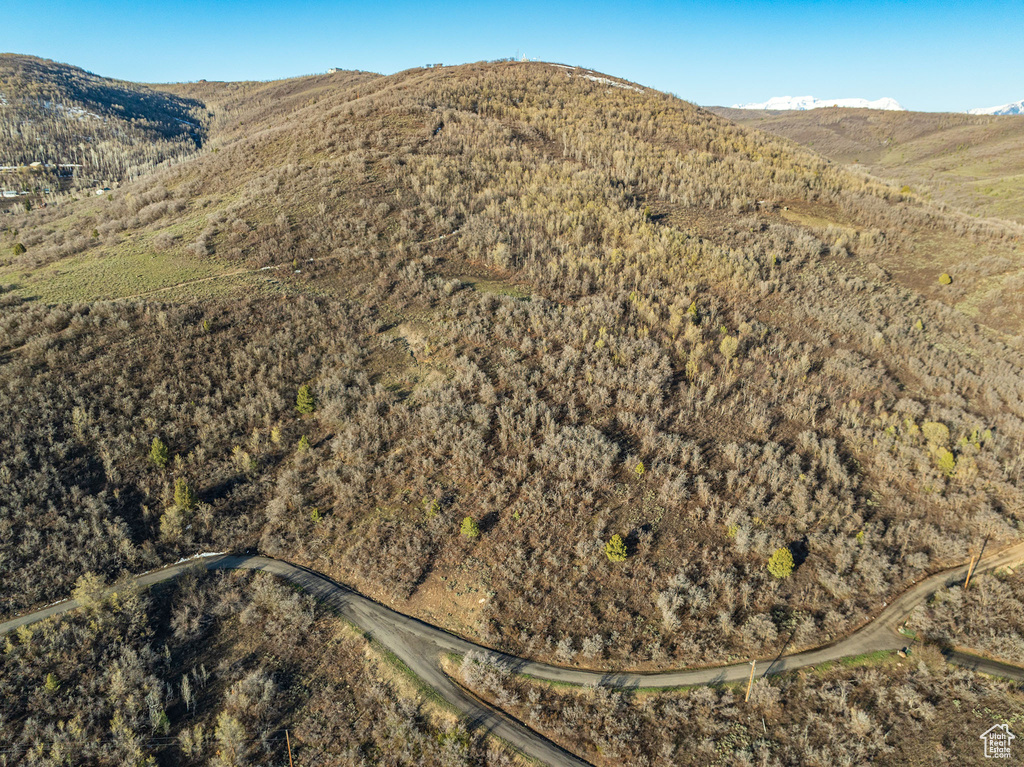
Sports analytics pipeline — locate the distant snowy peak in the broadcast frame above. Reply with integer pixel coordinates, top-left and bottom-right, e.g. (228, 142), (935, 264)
(732, 95), (905, 111)
(967, 99), (1024, 116)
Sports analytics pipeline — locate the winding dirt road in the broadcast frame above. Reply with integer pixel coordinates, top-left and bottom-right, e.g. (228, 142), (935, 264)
(3, 542), (1023, 766)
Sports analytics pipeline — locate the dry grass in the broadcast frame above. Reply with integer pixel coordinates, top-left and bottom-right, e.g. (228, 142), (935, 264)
(0, 243), (232, 302)
(711, 106), (1024, 223)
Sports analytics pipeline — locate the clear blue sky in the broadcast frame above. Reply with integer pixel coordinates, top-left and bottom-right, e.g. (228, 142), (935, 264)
(3, 0), (1022, 111)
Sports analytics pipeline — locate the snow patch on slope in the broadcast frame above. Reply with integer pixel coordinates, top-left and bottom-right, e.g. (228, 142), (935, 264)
(732, 95), (905, 111)
(549, 65), (643, 92)
(582, 74), (642, 92)
(42, 100), (105, 121)
(172, 552), (226, 565)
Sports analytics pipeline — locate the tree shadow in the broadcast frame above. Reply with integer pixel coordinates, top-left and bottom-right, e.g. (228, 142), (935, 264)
(789, 536), (810, 570)
(479, 510), (500, 534)
(761, 629), (797, 677)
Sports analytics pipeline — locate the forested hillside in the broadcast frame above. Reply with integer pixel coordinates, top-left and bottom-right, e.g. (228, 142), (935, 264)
(0, 55), (206, 191)
(2, 58), (1023, 681)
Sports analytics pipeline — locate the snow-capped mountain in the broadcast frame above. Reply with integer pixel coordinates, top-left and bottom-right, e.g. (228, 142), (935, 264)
(731, 95), (905, 111)
(967, 99), (1024, 116)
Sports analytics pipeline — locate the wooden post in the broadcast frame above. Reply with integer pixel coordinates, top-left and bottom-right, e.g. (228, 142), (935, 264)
(286, 730), (294, 767)
(965, 554), (977, 590)
(745, 660), (756, 702)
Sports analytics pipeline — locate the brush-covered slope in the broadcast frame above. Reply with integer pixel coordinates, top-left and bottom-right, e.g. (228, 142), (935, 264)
(151, 67), (380, 139)
(711, 105), (1024, 223)
(0, 54), (206, 189)
(2, 61), (1024, 673)
(0, 569), (504, 766)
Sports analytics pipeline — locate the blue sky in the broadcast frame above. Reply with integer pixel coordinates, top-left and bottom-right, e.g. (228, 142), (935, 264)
(3, 0), (1022, 111)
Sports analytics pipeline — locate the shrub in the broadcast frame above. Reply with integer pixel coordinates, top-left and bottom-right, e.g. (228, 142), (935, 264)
(921, 421), (950, 447)
(11, 243), (26, 256)
(72, 572), (107, 611)
(460, 516), (480, 538)
(938, 273), (952, 285)
(767, 547), (794, 579)
(214, 711), (248, 766)
(159, 506), (184, 540)
(297, 435), (310, 452)
(935, 447), (957, 477)
(296, 384), (316, 414)
(605, 534), (628, 562)
(719, 335), (740, 362)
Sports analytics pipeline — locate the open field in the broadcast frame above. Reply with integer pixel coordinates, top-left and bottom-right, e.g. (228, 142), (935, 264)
(0, 244), (235, 302)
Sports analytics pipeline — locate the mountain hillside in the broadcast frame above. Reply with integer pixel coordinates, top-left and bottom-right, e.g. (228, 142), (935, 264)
(2, 59), (1024, 681)
(711, 104), (1024, 223)
(3, 55), (1024, 764)
(0, 54), (207, 193)
(151, 67), (379, 138)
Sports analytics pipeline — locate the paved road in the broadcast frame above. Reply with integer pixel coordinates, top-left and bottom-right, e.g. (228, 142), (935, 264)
(3, 541), (1023, 766)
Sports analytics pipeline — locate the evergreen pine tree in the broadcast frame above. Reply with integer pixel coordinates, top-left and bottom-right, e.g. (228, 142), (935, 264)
(149, 437), (169, 469)
(174, 478), (196, 511)
(296, 384), (315, 414)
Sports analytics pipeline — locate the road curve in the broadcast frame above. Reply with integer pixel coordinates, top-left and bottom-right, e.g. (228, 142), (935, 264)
(2, 541), (1024, 766)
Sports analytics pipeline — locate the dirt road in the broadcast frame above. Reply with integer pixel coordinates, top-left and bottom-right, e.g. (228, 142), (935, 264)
(3, 542), (1023, 766)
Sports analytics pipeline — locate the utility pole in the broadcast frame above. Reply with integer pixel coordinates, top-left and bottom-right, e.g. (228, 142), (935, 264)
(745, 660), (756, 702)
(286, 730), (294, 767)
(965, 553), (977, 590)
